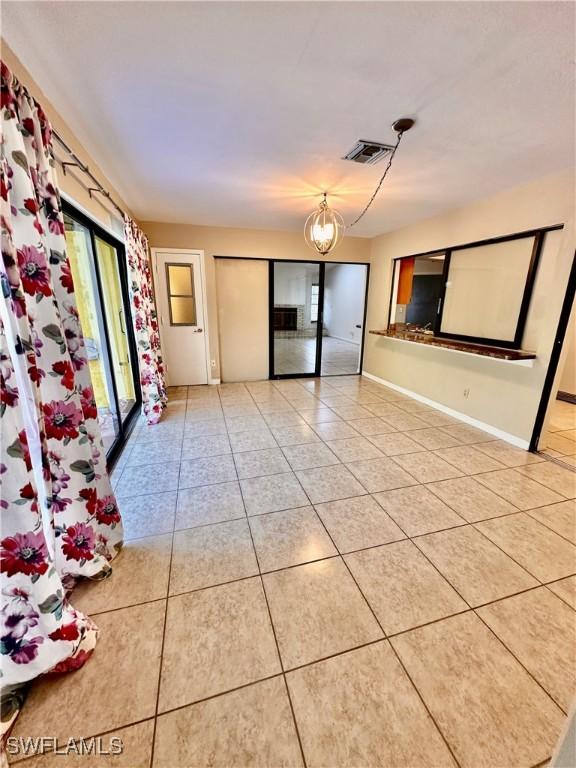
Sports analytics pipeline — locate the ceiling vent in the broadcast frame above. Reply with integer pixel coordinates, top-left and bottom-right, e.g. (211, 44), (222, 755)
(342, 140), (395, 165)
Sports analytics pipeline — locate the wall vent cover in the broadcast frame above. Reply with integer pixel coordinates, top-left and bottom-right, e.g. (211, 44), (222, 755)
(342, 140), (395, 165)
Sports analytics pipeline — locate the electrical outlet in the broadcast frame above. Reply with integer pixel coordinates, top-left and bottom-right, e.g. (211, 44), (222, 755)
(463, 388), (470, 398)
(211, 360), (216, 367)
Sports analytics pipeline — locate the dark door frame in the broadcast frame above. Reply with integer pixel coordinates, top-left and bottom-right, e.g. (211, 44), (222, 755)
(529, 249), (576, 451)
(267, 258), (371, 380)
(62, 199), (142, 468)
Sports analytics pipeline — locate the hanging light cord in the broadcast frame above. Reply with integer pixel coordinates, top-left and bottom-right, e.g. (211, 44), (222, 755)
(347, 129), (404, 229)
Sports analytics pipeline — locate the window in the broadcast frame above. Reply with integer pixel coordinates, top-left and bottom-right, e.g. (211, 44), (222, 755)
(63, 201), (140, 462)
(388, 230), (547, 349)
(166, 263), (197, 325)
(310, 283), (319, 322)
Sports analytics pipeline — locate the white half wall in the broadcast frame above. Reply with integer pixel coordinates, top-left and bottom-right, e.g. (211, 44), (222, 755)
(323, 263), (368, 344)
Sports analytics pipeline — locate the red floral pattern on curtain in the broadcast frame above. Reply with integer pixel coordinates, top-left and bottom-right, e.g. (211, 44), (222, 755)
(0, 62), (122, 710)
(124, 216), (167, 424)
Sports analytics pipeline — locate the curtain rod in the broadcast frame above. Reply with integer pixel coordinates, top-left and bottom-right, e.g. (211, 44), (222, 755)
(52, 129), (126, 219)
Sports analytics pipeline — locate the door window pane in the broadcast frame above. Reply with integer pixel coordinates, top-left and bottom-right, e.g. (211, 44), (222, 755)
(170, 296), (196, 325)
(94, 237), (136, 427)
(64, 217), (120, 454)
(166, 263), (196, 325)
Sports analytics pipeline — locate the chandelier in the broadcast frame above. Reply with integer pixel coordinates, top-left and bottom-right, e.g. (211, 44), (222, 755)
(303, 118), (414, 255)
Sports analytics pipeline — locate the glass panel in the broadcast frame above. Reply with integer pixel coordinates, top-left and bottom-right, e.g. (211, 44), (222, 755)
(94, 237), (136, 426)
(168, 264), (193, 295)
(170, 296), (197, 325)
(64, 216), (120, 454)
(321, 263), (368, 375)
(273, 261), (320, 375)
(440, 238), (534, 342)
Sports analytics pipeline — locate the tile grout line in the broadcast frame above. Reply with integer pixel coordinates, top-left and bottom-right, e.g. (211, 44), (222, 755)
(222, 387), (309, 768)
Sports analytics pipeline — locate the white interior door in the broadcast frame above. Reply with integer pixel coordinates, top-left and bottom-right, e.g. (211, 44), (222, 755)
(153, 250), (208, 386)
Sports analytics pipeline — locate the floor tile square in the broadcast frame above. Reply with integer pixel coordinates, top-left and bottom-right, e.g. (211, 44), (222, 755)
(367, 432), (424, 456)
(229, 429), (278, 453)
(391, 452), (463, 482)
(311, 421), (361, 440)
(159, 578), (280, 710)
(179, 455), (237, 488)
(271, 424), (320, 446)
(116, 462), (180, 498)
(473, 440), (545, 467)
(234, 447), (291, 479)
(281, 442), (340, 470)
(426, 476), (518, 522)
(473, 468), (565, 509)
(415, 525), (538, 605)
(240, 471), (309, 516)
(154, 677), (303, 768)
(346, 457), (418, 493)
(547, 575), (576, 609)
(182, 418), (227, 438)
(127, 440), (182, 466)
(330, 405), (374, 420)
(324, 436), (384, 462)
(181, 434), (231, 460)
(185, 406), (224, 423)
(136, 422), (184, 443)
(378, 412), (430, 431)
(441, 424), (495, 444)
(516, 461), (576, 499)
(175, 481), (245, 529)
(263, 411), (306, 428)
(287, 642), (456, 768)
(225, 414), (268, 433)
(391, 612), (564, 768)
(170, 519), (258, 593)
(405, 427), (463, 450)
(477, 588), (576, 711)
(12, 602), (164, 743)
(222, 402), (259, 418)
(263, 559), (382, 669)
(374, 485), (465, 536)
(475, 512), (576, 582)
(345, 417), (396, 436)
(365, 402), (405, 418)
(249, 506), (337, 571)
(296, 464), (367, 503)
(346, 540), (466, 635)
(527, 500), (576, 543)
(298, 407), (341, 424)
(73, 534), (171, 614)
(433, 445), (505, 474)
(315, 494), (405, 553)
(119, 491), (177, 540)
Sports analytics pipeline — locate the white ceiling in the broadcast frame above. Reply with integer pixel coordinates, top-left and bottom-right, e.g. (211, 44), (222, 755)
(3, 1), (574, 237)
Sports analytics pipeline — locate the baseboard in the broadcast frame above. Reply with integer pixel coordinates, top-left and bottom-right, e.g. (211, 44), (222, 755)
(326, 334), (361, 345)
(557, 390), (576, 405)
(361, 370), (530, 450)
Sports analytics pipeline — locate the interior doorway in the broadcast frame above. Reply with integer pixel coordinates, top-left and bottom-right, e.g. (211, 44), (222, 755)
(270, 260), (369, 379)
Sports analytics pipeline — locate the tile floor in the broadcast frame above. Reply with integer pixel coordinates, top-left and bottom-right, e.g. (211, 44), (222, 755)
(273, 336), (361, 376)
(540, 397), (576, 468)
(10, 375), (576, 767)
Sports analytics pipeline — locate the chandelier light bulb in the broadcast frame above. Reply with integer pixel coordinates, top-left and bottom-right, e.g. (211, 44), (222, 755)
(304, 193), (344, 256)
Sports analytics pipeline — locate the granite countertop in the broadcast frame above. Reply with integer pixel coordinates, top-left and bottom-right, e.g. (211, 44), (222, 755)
(369, 328), (536, 361)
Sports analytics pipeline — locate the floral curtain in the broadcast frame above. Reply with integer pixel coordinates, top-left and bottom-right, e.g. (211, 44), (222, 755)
(0, 61), (122, 719)
(124, 217), (167, 424)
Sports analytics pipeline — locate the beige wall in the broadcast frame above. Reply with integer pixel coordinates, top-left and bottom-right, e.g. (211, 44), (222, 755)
(215, 259), (269, 382)
(559, 313), (576, 396)
(364, 172), (575, 444)
(141, 220), (371, 381)
(2, 41), (132, 230)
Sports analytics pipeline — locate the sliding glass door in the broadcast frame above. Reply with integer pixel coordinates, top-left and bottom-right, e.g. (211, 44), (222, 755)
(270, 260), (369, 379)
(63, 202), (140, 462)
(271, 261), (323, 377)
